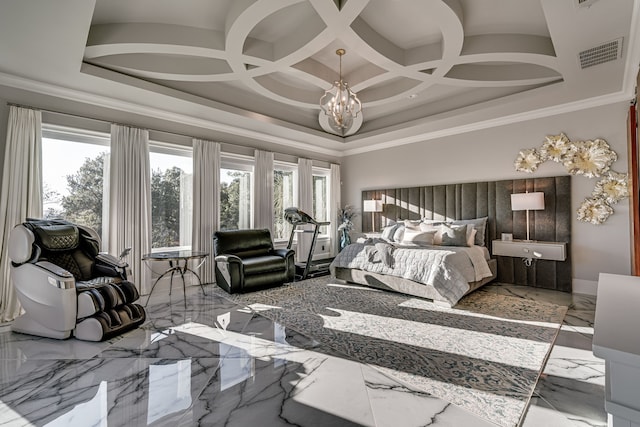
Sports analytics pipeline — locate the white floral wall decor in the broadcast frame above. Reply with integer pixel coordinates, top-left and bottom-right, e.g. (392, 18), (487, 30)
(593, 171), (630, 204)
(563, 139), (617, 178)
(514, 133), (629, 225)
(539, 133), (573, 163)
(514, 148), (544, 173)
(577, 197), (614, 225)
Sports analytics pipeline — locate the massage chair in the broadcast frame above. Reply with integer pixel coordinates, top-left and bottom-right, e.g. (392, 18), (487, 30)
(8, 218), (146, 341)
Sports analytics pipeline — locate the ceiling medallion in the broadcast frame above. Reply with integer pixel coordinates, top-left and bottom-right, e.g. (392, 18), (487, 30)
(319, 49), (363, 137)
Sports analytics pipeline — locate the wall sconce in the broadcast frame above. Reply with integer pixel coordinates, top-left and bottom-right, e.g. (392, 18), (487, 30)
(511, 192), (545, 242)
(363, 200), (383, 232)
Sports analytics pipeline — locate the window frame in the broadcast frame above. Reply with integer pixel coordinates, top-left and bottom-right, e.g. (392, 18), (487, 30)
(148, 140), (194, 252)
(41, 124), (111, 250)
(273, 160), (298, 242)
(219, 153), (255, 230)
(312, 166), (331, 238)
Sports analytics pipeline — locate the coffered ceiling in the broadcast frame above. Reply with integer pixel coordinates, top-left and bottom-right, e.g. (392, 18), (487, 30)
(0, 0), (638, 157)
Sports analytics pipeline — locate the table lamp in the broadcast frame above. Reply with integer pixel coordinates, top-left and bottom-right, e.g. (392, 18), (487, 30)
(363, 200), (383, 232)
(511, 192), (545, 241)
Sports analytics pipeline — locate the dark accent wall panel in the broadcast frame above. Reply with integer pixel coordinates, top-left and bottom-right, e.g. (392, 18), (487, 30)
(362, 176), (572, 291)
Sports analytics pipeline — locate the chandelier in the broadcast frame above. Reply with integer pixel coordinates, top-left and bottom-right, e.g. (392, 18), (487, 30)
(319, 49), (362, 136)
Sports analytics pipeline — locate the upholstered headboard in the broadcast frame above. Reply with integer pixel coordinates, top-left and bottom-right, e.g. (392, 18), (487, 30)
(361, 176), (572, 292)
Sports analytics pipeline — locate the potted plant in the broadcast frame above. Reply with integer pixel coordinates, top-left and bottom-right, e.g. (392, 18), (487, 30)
(337, 205), (358, 251)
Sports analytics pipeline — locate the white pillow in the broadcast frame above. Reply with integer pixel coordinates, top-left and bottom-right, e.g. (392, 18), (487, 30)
(419, 223), (444, 244)
(420, 223), (475, 246)
(404, 219), (422, 228)
(467, 228), (477, 247)
(401, 229), (437, 246)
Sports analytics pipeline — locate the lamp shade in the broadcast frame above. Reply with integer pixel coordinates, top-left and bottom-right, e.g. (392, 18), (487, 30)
(363, 199), (383, 212)
(511, 192), (545, 211)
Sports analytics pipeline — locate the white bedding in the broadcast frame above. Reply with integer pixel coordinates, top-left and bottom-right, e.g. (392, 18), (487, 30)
(329, 242), (494, 306)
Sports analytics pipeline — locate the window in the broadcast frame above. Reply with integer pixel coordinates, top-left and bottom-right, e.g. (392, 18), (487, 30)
(149, 143), (193, 250)
(42, 126), (110, 249)
(220, 155), (253, 230)
(273, 161), (297, 241)
(312, 167), (330, 235)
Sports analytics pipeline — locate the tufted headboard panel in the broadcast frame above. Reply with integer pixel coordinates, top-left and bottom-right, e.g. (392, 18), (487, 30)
(362, 176), (572, 292)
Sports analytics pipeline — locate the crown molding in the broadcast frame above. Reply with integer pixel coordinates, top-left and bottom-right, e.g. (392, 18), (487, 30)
(0, 71), (345, 158)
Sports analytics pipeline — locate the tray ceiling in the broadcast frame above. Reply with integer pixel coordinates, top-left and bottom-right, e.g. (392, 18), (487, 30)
(0, 0), (638, 156)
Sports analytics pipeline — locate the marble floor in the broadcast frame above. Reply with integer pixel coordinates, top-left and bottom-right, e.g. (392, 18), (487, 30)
(0, 282), (604, 427)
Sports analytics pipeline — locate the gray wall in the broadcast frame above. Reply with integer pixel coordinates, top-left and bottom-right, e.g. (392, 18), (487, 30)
(341, 102), (632, 294)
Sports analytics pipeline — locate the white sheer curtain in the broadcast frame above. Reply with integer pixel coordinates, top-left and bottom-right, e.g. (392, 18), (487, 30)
(0, 106), (43, 322)
(297, 158), (313, 263)
(192, 139), (220, 284)
(253, 149), (274, 232)
(329, 163), (341, 257)
(108, 124), (151, 294)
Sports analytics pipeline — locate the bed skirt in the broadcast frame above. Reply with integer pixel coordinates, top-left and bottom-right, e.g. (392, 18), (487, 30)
(333, 258), (497, 308)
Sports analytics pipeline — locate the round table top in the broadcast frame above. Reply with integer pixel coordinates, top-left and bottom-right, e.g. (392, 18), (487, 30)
(142, 250), (209, 260)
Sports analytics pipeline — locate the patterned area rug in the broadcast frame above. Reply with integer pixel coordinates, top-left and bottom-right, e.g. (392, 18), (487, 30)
(213, 278), (567, 427)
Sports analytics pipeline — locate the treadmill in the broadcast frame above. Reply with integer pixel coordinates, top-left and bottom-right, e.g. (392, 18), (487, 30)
(284, 207), (334, 280)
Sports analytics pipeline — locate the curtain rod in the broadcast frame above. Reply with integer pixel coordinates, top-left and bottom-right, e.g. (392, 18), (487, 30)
(6, 102), (334, 166)
(5, 102), (204, 141)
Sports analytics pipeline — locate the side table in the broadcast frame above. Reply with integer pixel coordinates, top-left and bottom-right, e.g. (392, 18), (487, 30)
(143, 250), (208, 308)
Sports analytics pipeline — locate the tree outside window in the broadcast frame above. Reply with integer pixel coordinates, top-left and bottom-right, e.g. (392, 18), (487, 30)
(220, 169), (252, 230)
(43, 136), (193, 251)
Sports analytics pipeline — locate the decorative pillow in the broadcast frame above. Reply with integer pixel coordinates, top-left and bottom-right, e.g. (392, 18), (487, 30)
(381, 224), (401, 241)
(392, 225), (405, 242)
(403, 219), (422, 229)
(401, 229), (437, 246)
(421, 219), (447, 225)
(419, 223), (444, 244)
(467, 228), (478, 247)
(451, 217), (488, 246)
(440, 224), (470, 247)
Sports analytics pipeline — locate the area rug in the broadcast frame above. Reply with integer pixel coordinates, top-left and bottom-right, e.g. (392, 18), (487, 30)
(213, 278), (567, 427)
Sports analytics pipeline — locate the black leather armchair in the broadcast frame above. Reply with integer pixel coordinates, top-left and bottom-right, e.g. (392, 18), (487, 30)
(213, 229), (295, 293)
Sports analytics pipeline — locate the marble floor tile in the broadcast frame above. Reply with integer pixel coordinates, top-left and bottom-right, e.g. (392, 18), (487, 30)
(0, 357), (220, 426)
(0, 282), (606, 427)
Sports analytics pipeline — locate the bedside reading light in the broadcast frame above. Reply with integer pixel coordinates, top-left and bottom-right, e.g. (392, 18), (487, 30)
(511, 192), (545, 242)
(363, 200), (383, 232)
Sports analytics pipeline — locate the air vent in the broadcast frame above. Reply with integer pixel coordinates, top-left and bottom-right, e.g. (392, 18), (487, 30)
(579, 38), (623, 69)
(576, 0), (599, 8)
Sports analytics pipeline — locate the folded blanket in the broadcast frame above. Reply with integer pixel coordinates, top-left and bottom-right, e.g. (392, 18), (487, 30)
(362, 240), (395, 268)
(459, 246), (493, 282)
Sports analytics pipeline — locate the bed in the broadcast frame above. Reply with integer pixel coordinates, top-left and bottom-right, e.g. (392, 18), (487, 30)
(330, 218), (497, 307)
(331, 176), (572, 304)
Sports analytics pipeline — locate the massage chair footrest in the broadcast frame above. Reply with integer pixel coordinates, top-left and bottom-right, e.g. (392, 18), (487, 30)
(74, 303), (146, 342)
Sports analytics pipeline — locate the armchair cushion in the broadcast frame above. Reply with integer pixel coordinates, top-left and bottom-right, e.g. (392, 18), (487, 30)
(242, 255), (290, 275)
(213, 229), (295, 294)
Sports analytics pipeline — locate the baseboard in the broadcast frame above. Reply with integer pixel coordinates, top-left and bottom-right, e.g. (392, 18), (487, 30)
(572, 278), (598, 296)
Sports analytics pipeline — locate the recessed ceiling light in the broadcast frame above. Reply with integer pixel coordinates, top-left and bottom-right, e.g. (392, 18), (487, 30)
(408, 94), (418, 99)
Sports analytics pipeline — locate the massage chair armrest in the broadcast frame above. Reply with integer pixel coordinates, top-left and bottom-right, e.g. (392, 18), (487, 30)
(13, 261), (76, 290)
(95, 253), (128, 279)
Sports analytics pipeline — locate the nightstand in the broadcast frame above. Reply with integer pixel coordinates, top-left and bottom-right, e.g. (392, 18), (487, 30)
(492, 239), (566, 261)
